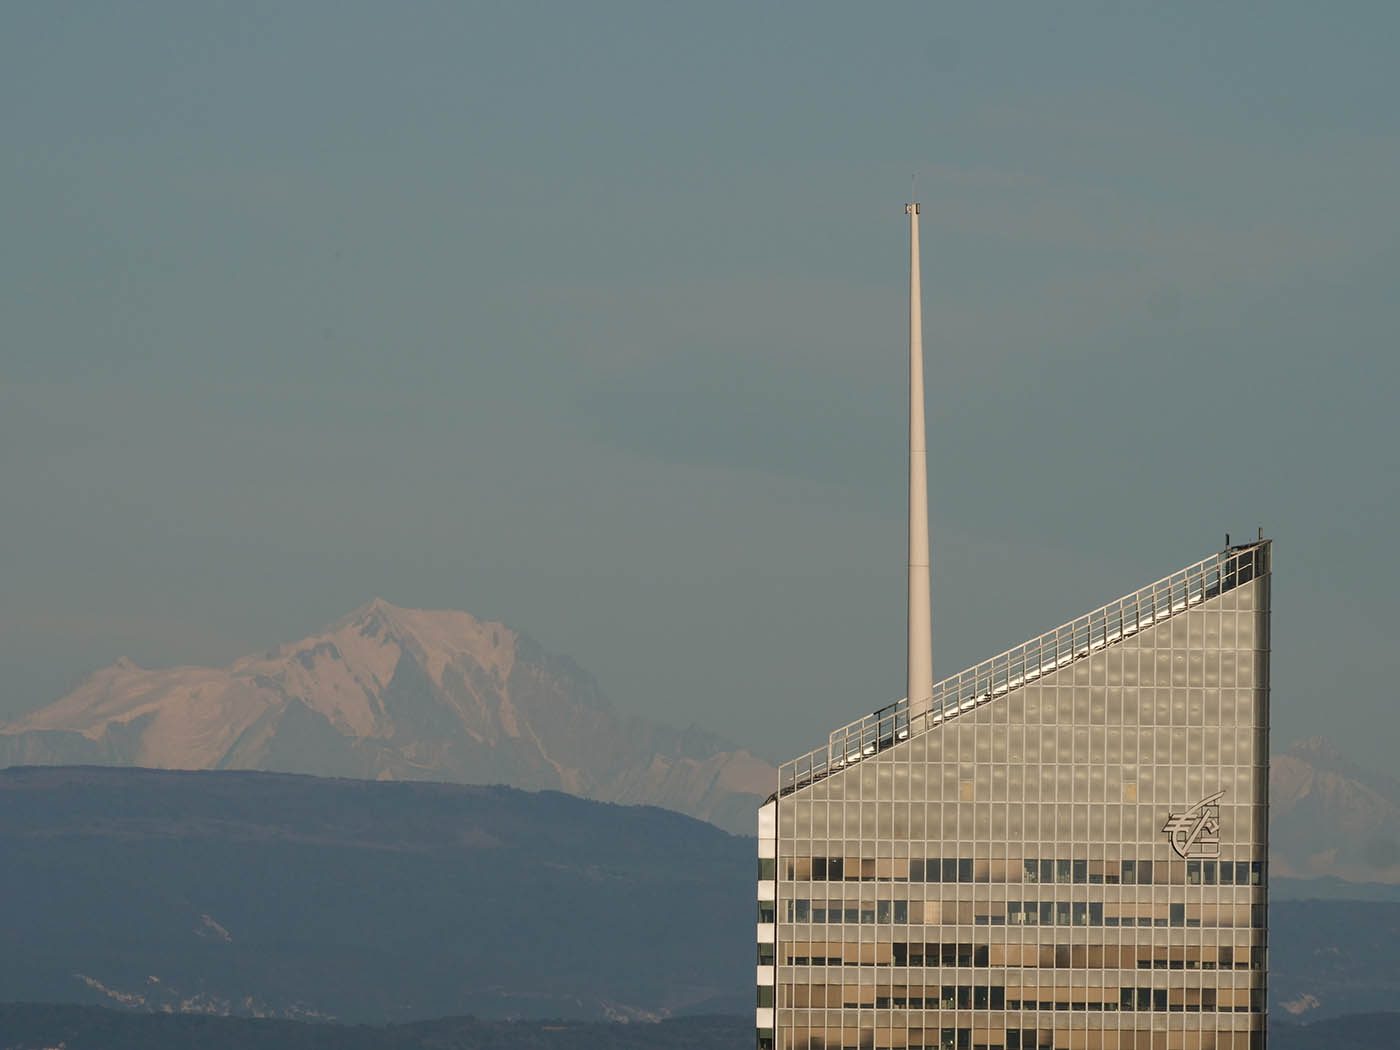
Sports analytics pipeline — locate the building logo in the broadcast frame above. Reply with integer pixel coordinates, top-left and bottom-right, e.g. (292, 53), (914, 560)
(1162, 790), (1224, 859)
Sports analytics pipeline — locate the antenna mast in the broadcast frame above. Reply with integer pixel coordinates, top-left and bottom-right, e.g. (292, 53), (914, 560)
(906, 202), (934, 722)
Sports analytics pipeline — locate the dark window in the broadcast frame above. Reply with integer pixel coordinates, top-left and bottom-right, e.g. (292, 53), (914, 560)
(1188, 861), (1201, 885)
(758, 902), (775, 923)
(943, 858), (959, 882)
(759, 858), (776, 880)
(1139, 861), (1154, 884)
(757, 1030), (774, 1050)
(974, 944), (989, 966)
(845, 905), (859, 924)
(894, 943), (908, 966)
(876, 900), (891, 923)
(1170, 903), (1185, 927)
(909, 858), (924, 882)
(1039, 902), (1054, 926)
(1251, 861), (1265, 885)
(1121, 860), (1136, 885)
(974, 985), (988, 1008)
(1072, 860), (1088, 884)
(1154, 989), (1167, 1012)
(1204, 861), (1217, 885)
(828, 900), (841, 924)
(956, 985), (972, 1008)
(991, 986), (1005, 1008)
(894, 900), (908, 923)
(957, 943), (974, 967)
(1235, 861), (1249, 885)
(812, 857), (827, 881)
(828, 857), (843, 881)
(757, 943), (774, 965)
(1024, 859), (1039, 883)
(1090, 902), (1104, 926)
(756, 986), (773, 1007)
(958, 858), (974, 883)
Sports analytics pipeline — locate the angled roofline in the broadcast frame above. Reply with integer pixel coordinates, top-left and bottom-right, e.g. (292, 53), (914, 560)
(775, 539), (1271, 800)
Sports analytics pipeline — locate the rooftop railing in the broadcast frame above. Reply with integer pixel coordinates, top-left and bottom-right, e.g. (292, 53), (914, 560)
(776, 541), (1269, 799)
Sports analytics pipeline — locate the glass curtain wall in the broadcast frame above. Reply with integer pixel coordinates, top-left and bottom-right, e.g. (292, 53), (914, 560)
(758, 543), (1270, 1050)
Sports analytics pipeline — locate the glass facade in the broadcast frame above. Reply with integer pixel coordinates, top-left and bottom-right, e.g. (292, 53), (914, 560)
(758, 542), (1270, 1050)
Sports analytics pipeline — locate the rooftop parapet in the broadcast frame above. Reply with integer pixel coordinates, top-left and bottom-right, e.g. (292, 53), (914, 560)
(775, 541), (1270, 800)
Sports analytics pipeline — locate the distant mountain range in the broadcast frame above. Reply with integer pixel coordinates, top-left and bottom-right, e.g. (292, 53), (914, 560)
(4, 600), (1399, 881)
(1271, 738), (1400, 884)
(0, 600), (772, 834)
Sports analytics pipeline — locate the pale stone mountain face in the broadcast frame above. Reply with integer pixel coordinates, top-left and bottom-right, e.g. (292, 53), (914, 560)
(0, 600), (773, 835)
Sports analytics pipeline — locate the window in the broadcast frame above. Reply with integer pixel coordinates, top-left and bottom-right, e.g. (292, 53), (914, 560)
(756, 986), (773, 1007)
(758, 858), (775, 880)
(828, 858), (844, 881)
(758, 902), (775, 923)
(1072, 860), (1088, 884)
(910, 858), (925, 882)
(812, 857), (827, 880)
(757, 943), (774, 965)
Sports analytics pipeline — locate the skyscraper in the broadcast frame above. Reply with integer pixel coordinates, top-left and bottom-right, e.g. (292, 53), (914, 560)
(755, 206), (1271, 1050)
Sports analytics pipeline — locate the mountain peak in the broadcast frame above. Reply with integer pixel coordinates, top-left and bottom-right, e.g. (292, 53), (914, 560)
(0, 600), (772, 833)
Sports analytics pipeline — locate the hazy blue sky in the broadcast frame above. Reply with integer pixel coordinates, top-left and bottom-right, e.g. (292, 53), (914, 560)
(2, 3), (1396, 769)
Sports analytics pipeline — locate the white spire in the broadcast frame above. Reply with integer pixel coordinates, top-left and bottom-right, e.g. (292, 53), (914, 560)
(906, 202), (934, 721)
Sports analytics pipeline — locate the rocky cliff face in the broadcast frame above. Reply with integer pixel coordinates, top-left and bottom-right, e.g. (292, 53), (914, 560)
(0, 600), (773, 834)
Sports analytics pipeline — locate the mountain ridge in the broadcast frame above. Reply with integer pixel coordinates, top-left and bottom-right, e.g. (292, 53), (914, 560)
(0, 600), (772, 834)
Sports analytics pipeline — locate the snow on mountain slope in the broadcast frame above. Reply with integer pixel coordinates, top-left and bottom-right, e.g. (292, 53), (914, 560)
(0, 600), (772, 834)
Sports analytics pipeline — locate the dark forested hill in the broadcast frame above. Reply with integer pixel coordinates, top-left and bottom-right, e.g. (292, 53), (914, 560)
(0, 766), (753, 1022)
(0, 1004), (750, 1050)
(3, 766), (1400, 1026)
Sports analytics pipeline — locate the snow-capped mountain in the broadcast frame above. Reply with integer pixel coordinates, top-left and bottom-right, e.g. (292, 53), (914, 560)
(0, 600), (773, 833)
